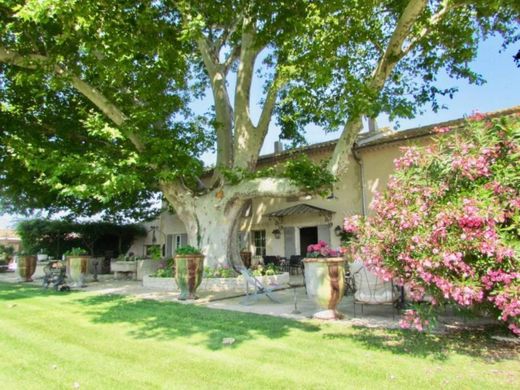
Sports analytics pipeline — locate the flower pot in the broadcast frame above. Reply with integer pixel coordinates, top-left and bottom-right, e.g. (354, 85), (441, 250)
(174, 254), (204, 300)
(303, 257), (346, 319)
(17, 255), (37, 282)
(67, 256), (90, 287)
(240, 251), (252, 268)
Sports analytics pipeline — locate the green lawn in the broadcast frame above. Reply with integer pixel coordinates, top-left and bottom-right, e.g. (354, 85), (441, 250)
(0, 283), (518, 389)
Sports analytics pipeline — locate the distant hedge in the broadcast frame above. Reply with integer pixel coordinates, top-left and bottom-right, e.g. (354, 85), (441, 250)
(16, 219), (147, 258)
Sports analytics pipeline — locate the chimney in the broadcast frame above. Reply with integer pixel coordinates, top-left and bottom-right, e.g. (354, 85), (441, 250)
(368, 118), (378, 133)
(274, 141), (284, 154)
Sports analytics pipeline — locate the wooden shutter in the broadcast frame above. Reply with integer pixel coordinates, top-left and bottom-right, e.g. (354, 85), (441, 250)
(166, 235), (173, 258)
(284, 227), (296, 258)
(317, 224), (331, 246)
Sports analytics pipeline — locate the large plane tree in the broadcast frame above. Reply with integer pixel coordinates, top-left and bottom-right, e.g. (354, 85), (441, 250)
(1, 0), (518, 266)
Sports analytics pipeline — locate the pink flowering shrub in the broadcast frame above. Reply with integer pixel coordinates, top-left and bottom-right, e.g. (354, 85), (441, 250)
(306, 240), (340, 257)
(344, 113), (520, 335)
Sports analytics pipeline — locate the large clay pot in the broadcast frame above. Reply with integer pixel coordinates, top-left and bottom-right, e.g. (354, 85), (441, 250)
(174, 254), (204, 300)
(17, 255), (37, 282)
(303, 257), (346, 319)
(67, 256), (90, 287)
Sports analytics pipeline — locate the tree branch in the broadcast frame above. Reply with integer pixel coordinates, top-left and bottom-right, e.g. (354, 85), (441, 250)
(328, 0), (429, 176)
(369, 0), (428, 91)
(256, 74), (281, 136)
(233, 16), (257, 134)
(196, 37), (234, 178)
(401, 0), (457, 57)
(233, 15), (270, 170)
(226, 177), (306, 201)
(214, 14), (243, 55)
(0, 46), (146, 152)
(223, 45), (240, 75)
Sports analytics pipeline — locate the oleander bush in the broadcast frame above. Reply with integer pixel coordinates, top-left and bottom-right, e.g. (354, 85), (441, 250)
(344, 112), (519, 335)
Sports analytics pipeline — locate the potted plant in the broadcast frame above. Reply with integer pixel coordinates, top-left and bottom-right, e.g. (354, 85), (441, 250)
(303, 241), (345, 319)
(16, 250), (37, 282)
(64, 247), (90, 287)
(112, 253), (138, 279)
(174, 245), (204, 300)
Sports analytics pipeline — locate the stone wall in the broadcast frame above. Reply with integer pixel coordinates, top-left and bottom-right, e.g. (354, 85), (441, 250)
(142, 272), (290, 292)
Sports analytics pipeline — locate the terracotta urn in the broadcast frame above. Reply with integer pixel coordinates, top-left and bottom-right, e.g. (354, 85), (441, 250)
(175, 254), (204, 300)
(67, 256), (90, 287)
(17, 255), (37, 282)
(303, 257), (346, 319)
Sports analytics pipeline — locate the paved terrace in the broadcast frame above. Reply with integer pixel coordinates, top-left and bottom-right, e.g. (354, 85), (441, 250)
(0, 271), (498, 333)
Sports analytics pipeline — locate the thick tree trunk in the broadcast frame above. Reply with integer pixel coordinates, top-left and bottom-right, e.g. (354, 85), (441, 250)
(162, 182), (247, 268)
(193, 196), (245, 268)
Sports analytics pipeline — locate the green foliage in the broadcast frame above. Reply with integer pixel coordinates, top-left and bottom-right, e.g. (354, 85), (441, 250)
(151, 258), (174, 278)
(251, 263), (282, 276)
(116, 254), (136, 262)
(203, 265), (236, 278)
(148, 245), (162, 261)
(16, 219), (146, 258)
(281, 155), (336, 196)
(0, 0), (518, 223)
(0, 244), (14, 256)
(175, 245), (202, 255)
(221, 154), (335, 195)
(63, 247), (88, 257)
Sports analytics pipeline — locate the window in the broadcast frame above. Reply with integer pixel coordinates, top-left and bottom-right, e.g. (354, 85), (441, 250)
(252, 230), (266, 256)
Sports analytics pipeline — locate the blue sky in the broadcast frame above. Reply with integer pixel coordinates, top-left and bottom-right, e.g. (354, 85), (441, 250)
(1, 36), (518, 229)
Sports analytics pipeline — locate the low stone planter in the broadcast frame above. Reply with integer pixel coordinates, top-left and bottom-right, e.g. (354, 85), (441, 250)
(111, 261), (137, 280)
(37, 254), (48, 262)
(142, 272), (290, 292)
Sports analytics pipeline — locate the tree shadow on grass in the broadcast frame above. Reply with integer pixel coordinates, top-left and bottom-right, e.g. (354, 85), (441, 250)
(323, 326), (519, 362)
(75, 294), (321, 351)
(0, 281), (78, 301)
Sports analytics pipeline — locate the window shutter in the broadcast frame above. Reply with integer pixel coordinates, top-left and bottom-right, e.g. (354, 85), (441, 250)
(284, 227), (296, 258)
(166, 235), (173, 258)
(317, 224), (331, 246)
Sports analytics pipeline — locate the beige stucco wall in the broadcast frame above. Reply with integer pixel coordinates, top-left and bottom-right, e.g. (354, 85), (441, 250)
(244, 152), (362, 255)
(360, 137), (432, 213)
(126, 218), (161, 257)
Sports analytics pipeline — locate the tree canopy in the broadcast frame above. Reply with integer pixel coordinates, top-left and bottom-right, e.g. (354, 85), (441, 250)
(16, 218), (146, 257)
(0, 1), (519, 265)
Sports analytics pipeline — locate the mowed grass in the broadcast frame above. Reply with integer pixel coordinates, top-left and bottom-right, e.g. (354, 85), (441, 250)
(0, 283), (518, 389)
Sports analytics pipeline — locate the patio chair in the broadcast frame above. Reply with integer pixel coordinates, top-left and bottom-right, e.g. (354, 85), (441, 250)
(289, 255), (302, 275)
(262, 255), (279, 266)
(350, 260), (399, 316)
(239, 268), (281, 305)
